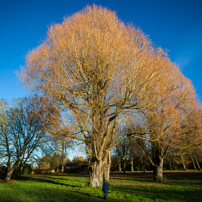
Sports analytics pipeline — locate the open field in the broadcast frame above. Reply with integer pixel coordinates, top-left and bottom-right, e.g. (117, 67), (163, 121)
(0, 170), (202, 202)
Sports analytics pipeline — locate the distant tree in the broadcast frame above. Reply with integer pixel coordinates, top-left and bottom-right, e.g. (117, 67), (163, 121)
(72, 156), (86, 166)
(115, 128), (129, 174)
(50, 153), (61, 170)
(50, 134), (73, 172)
(37, 154), (52, 168)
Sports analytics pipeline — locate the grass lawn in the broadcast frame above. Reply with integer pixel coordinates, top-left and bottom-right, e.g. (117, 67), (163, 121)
(0, 170), (202, 202)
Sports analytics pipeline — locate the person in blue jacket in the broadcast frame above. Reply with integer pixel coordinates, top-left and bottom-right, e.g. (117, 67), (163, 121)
(102, 180), (109, 199)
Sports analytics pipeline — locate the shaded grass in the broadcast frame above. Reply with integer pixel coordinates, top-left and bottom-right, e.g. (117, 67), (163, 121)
(0, 171), (202, 202)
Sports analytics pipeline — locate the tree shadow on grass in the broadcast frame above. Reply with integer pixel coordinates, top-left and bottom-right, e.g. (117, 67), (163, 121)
(110, 184), (202, 202)
(22, 173), (89, 184)
(0, 178), (106, 202)
(52, 172), (89, 178)
(20, 176), (84, 188)
(34, 172), (90, 184)
(163, 171), (202, 186)
(110, 171), (202, 186)
(14, 176), (127, 201)
(32, 177), (106, 200)
(19, 176), (106, 200)
(110, 172), (154, 183)
(0, 188), (104, 202)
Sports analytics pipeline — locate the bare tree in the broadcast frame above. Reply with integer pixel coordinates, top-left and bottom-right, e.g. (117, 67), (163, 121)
(0, 100), (12, 180)
(20, 5), (163, 187)
(115, 128), (129, 174)
(174, 106), (202, 170)
(50, 133), (73, 172)
(0, 96), (51, 181)
(127, 51), (197, 182)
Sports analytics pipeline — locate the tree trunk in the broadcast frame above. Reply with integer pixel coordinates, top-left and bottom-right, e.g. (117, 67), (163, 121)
(190, 153), (197, 170)
(169, 162), (172, 170)
(5, 166), (15, 181)
(61, 160), (65, 173)
(194, 154), (201, 170)
(181, 154), (186, 170)
(142, 152), (146, 173)
(17, 162), (23, 178)
(131, 157), (134, 171)
(118, 156), (122, 172)
(89, 160), (103, 187)
(60, 139), (65, 173)
(103, 151), (111, 183)
(153, 157), (164, 182)
(152, 147), (164, 182)
(123, 158), (126, 174)
(5, 170), (13, 181)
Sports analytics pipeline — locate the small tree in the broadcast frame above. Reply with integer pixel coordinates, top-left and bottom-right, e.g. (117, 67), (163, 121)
(50, 134), (73, 172)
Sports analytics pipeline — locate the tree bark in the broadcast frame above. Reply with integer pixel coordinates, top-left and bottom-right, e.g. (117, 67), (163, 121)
(89, 160), (103, 187)
(194, 153), (201, 170)
(152, 147), (164, 182)
(61, 159), (65, 173)
(61, 139), (65, 173)
(181, 154), (186, 170)
(118, 156), (122, 172)
(130, 157), (134, 171)
(103, 151), (111, 183)
(190, 153), (197, 170)
(5, 165), (15, 181)
(153, 157), (164, 182)
(123, 157), (126, 174)
(5, 170), (13, 181)
(142, 151), (146, 173)
(17, 162), (23, 178)
(169, 162), (172, 170)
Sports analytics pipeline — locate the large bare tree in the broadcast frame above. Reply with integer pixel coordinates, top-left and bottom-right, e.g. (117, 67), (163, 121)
(21, 5), (163, 187)
(20, 5), (165, 187)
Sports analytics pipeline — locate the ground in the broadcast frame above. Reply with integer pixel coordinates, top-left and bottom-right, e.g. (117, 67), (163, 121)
(0, 170), (201, 201)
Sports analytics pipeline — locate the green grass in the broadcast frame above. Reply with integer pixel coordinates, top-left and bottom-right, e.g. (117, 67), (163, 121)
(0, 171), (202, 202)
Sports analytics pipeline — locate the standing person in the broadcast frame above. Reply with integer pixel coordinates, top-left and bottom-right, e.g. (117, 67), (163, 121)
(102, 180), (109, 200)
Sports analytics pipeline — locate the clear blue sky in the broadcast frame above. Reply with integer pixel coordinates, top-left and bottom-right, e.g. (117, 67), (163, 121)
(1, 0), (202, 103)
